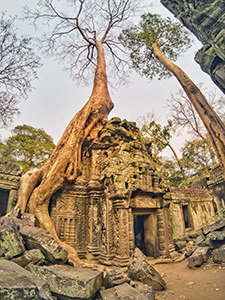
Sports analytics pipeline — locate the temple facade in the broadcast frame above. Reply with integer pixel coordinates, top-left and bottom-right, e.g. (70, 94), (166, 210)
(0, 118), (218, 266)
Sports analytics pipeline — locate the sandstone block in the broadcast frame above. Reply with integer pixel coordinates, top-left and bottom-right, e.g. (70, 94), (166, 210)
(0, 216), (25, 259)
(188, 247), (210, 268)
(202, 219), (225, 235)
(27, 264), (103, 299)
(100, 283), (150, 300)
(12, 249), (45, 268)
(0, 259), (53, 300)
(19, 225), (67, 264)
(212, 245), (225, 264)
(104, 268), (130, 288)
(127, 248), (166, 291)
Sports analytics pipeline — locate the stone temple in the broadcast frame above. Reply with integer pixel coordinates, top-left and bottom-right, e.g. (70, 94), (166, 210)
(0, 118), (223, 266)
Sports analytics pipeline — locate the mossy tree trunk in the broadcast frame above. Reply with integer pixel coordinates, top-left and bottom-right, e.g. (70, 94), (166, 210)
(16, 40), (114, 264)
(152, 42), (225, 181)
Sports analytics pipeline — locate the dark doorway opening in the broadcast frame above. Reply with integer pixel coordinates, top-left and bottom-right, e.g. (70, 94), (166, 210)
(182, 205), (192, 229)
(0, 189), (9, 217)
(133, 215), (146, 255)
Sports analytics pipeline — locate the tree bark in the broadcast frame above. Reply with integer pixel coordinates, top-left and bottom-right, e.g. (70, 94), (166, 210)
(16, 40), (114, 264)
(152, 42), (225, 180)
(168, 143), (186, 179)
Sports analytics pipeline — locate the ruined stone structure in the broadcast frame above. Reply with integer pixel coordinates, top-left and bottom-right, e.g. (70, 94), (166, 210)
(0, 159), (21, 217)
(0, 119), (216, 266)
(161, 0), (225, 93)
(49, 118), (214, 266)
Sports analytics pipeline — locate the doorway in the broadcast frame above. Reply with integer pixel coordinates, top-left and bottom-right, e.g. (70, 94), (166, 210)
(0, 189), (9, 217)
(133, 210), (160, 258)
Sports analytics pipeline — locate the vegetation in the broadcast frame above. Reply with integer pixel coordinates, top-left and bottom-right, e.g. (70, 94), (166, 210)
(0, 124), (55, 173)
(120, 13), (225, 181)
(0, 13), (41, 127)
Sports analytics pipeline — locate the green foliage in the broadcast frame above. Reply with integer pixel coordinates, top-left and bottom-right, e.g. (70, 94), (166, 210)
(141, 119), (173, 158)
(181, 138), (216, 178)
(11, 197), (17, 207)
(119, 13), (192, 79)
(0, 124), (55, 173)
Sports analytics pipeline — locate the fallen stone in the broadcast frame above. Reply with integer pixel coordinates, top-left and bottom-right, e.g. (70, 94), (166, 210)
(188, 247), (210, 268)
(12, 249), (45, 268)
(175, 240), (187, 251)
(15, 213), (38, 228)
(207, 231), (225, 242)
(0, 216), (25, 259)
(195, 233), (205, 246)
(19, 225), (67, 264)
(134, 282), (155, 300)
(100, 283), (149, 300)
(104, 268), (130, 288)
(185, 241), (197, 257)
(212, 245), (225, 264)
(27, 264), (103, 299)
(127, 248), (166, 291)
(202, 219), (225, 235)
(0, 259), (54, 300)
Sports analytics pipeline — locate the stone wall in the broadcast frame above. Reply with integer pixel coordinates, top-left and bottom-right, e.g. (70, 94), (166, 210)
(0, 159), (21, 216)
(161, 0), (225, 93)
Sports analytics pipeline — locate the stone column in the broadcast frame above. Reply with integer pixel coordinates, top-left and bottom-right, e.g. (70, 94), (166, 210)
(113, 199), (130, 266)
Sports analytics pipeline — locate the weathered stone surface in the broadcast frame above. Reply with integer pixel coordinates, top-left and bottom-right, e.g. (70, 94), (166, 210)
(27, 264), (103, 299)
(12, 249), (45, 268)
(195, 233), (206, 246)
(134, 282), (155, 300)
(207, 231), (225, 242)
(175, 240), (187, 251)
(128, 248), (166, 291)
(19, 225), (67, 264)
(188, 247), (210, 268)
(0, 259), (53, 300)
(14, 213), (38, 228)
(100, 283), (150, 300)
(104, 268), (130, 288)
(212, 244), (225, 264)
(202, 219), (225, 235)
(0, 216), (25, 259)
(161, 0), (225, 93)
(185, 241), (197, 257)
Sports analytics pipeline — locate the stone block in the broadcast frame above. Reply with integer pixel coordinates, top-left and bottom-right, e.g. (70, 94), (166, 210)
(127, 248), (166, 291)
(134, 282), (155, 300)
(12, 249), (45, 268)
(195, 233), (205, 246)
(207, 231), (225, 241)
(0, 259), (54, 300)
(202, 219), (225, 235)
(27, 264), (103, 299)
(212, 245), (225, 264)
(104, 268), (130, 288)
(19, 225), (67, 264)
(0, 216), (25, 259)
(185, 241), (197, 257)
(188, 247), (210, 268)
(100, 283), (150, 300)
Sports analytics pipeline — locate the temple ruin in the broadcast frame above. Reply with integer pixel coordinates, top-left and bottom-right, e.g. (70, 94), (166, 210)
(0, 118), (220, 266)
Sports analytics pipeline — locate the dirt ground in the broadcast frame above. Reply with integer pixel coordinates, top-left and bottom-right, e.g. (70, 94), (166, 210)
(153, 260), (225, 300)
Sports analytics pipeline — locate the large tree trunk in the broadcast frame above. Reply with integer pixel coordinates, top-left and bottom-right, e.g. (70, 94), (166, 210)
(152, 42), (225, 180)
(16, 40), (114, 264)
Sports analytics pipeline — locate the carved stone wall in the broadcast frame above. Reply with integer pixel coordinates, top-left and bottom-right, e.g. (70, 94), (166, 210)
(164, 187), (214, 239)
(50, 118), (215, 265)
(161, 0), (225, 93)
(0, 159), (21, 216)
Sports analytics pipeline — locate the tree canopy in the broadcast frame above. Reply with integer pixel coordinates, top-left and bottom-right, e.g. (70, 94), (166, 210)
(0, 124), (55, 173)
(0, 13), (41, 127)
(119, 13), (191, 80)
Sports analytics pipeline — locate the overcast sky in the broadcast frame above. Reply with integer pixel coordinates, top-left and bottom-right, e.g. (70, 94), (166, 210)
(1, 0), (223, 157)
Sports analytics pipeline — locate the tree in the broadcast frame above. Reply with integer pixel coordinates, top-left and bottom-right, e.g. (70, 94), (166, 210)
(16, 0), (138, 264)
(120, 13), (225, 180)
(139, 117), (186, 179)
(0, 125), (55, 173)
(0, 13), (41, 127)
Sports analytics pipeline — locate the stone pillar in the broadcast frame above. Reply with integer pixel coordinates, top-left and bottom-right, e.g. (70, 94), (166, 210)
(113, 200), (130, 266)
(87, 180), (103, 257)
(7, 189), (17, 213)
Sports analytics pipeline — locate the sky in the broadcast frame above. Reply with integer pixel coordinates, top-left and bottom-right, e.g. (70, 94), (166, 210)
(1, 0), (223, 157)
